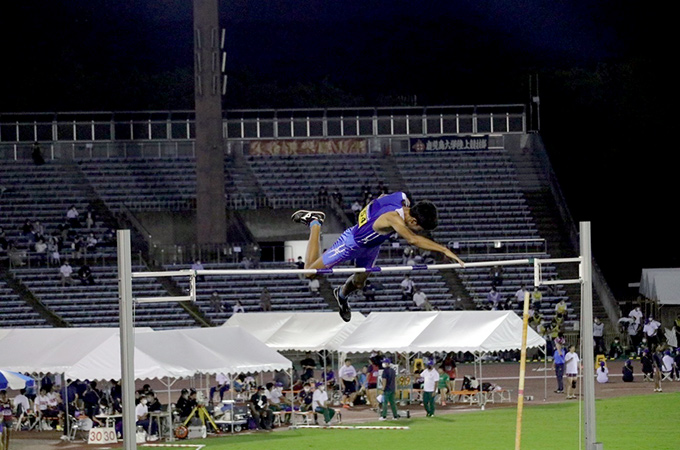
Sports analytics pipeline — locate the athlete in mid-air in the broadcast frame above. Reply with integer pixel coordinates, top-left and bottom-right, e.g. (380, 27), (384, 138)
(292, 192), (464, 322)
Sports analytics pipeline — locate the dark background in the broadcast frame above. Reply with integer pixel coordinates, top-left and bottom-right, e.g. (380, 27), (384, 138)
(0, 1), (673, 298)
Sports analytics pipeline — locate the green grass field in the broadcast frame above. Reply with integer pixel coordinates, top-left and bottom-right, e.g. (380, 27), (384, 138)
(158, 393), (678, 450)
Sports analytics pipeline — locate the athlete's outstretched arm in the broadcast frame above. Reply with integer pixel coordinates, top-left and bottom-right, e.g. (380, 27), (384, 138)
(384, 213), (465, 266)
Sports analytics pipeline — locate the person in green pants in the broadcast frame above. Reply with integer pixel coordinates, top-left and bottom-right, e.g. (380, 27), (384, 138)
(420, 360), (439, 417)
(379, 358), (400, 420)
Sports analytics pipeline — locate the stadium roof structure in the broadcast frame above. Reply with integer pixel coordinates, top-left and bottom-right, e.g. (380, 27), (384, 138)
(223, 311), (366, 352)
(639, 268), (680, 306)
(337, 311), (546, 354)
(0, 326), (291, 380)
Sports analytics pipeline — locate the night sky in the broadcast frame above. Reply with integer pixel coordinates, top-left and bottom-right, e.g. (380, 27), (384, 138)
(1, 1), (671, 298)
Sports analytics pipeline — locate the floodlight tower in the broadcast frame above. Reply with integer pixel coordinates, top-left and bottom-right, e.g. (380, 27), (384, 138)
(194, 0), (227, 244)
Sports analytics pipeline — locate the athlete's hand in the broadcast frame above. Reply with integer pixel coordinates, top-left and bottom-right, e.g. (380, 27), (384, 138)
(443, 249), (465, 267)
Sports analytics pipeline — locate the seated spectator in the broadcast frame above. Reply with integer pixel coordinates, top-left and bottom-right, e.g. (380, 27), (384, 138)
(35, 388), (59, 429)
(413, 288), (433, 311)
(555, 298), (568, 317)
(60, 260), (76, 286)
(249, 386), (273, 430)
(308, 278), (320, 294)
(296, 383), (313, 411)
(77, 264), (96, 285)
(175, 389), (197, 421)
(135, 396), (158, 439)
(609, 337), (624, 359)
(232, 300), (245, 314)
(13, 388), (31, 417)
(210, 291), (224, 313)
(486, 287), (501, 310)
(363, 280), (377, 302)
(311, 382), (335, 425)
(400, 275), (415, 302)
(191, 259), (205, 281)
(662, 351), (675, 380)
(146, 392), (162, 413)
(85, 233), (98, 252)
(622, 359), (634, 382)
(596, 361), (609, 383)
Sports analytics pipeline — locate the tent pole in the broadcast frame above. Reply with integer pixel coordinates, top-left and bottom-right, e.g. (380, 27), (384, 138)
(117, 230), (136, 450)
(543, 345), (547, 402)
(514, 290), (531, 450)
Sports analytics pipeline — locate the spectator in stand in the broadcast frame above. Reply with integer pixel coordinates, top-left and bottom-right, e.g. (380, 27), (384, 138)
(362, 280), (377, 302)
(331, 187), (343, 207)
(191, 259), (205, 282)
(296, 383), (313, 412)
(306, 277), (319, 294)
(175, 389), (196, 421)
(32, 141), (45, 165)
(486, 287), (501, 310)
(515, 285), (528, 305)
(532, 287), (543, 304)
(351, 200), (362, 223)
(622, 359), (635, 382)
(85, 233), (98, 252)
(77, 264), (96, 285)
(400, 275), (415, 302)
(34, 238), (48, 265)
(489, 265), (504, 287)
(413, 287), (433, 311)
(60, 260), (76, 286)
(232, 300), (245, 314)
(210, 291), (224, 313)
(260, 287), (272, 311)
(317, 186), (329, 207)
(555, 298), (568, 318)
(66, 206), (80, 228)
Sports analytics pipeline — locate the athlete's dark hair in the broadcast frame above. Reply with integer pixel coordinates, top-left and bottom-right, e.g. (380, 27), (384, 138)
(410, 200), (438, 230)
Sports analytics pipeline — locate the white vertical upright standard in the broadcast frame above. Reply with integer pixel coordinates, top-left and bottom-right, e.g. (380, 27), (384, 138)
(117, 230), (137, 450)
(580, 222), (600, 450)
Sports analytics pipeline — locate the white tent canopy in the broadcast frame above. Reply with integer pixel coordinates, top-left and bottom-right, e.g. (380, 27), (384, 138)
(223, 312), (366, 352)
(338, 311), (546, 354)
(639, 268), (680, 306)
(0, 326), (291, 381)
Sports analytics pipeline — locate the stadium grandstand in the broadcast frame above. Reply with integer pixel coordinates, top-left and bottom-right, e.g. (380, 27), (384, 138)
(0, 106), (620, 342)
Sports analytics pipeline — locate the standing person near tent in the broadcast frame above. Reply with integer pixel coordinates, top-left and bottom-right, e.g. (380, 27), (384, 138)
(1, 389), (14, 450)
(420, 360), (439, 417)
(379, 358), (400, 421)
(292, 192), (464, 321)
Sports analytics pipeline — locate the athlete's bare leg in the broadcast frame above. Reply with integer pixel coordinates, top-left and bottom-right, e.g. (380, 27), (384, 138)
(304, 223), (327, 276)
